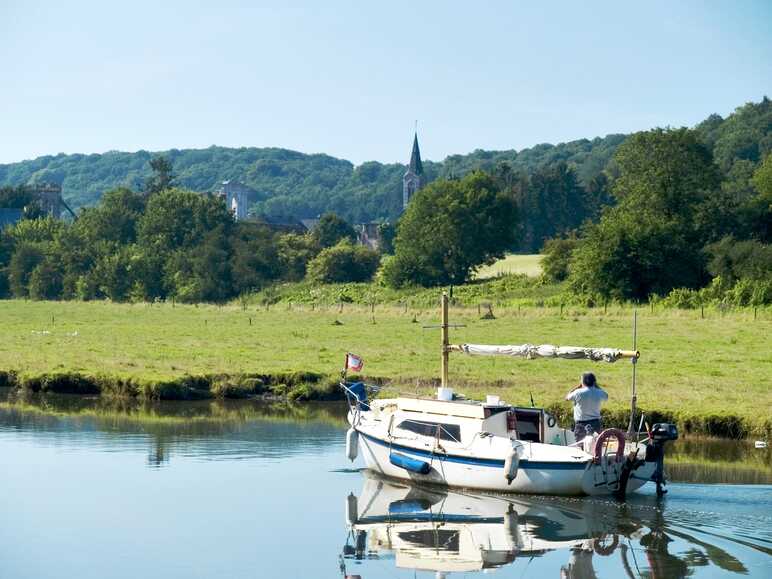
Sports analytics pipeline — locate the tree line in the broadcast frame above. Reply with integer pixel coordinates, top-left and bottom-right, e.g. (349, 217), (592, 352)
(0, 177), (383, 302)
(1, 98), (769, 304)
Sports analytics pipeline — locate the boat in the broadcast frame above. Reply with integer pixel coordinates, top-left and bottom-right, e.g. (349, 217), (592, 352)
(340, 293), (678, 498)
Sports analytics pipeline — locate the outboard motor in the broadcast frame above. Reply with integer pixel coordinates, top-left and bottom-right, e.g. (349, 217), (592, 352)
(646, 423), (678, 496)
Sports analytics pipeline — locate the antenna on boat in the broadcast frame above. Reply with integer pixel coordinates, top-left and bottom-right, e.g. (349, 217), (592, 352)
(627, 310), (639, 437)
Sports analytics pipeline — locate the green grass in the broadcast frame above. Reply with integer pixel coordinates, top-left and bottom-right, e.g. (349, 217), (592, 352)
(475, 254), (543, 279)
(0, 299), (770, 436)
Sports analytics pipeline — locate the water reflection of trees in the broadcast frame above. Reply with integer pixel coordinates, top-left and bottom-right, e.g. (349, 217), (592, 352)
(0, 389), (348, 467)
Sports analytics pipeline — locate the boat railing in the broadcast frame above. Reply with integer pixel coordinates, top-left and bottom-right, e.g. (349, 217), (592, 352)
(339, 380), (376, 426)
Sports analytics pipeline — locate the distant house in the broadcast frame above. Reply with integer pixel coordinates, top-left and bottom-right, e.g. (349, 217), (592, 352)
(217, 180), (257, 221)
(0, 208), (23, 230)
(254, 214), (307, 233)
(300, 218), (320, 232)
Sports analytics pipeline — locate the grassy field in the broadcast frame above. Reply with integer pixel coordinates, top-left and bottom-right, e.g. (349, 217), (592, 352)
(1, 299), (770, 436)
(475, 254), (543, 279)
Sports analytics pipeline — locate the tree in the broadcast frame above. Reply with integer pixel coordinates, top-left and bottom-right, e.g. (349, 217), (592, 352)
(377, 222), (396, 254)
(276, 233), (319, 281)
(505, 162), (587, 252)
(8, 243), (44, 297)
(568, 128), (721, 300)
(75, 187), (145, 245)
(138, 188), (233, 253)
(706, 236), (772, 283)
(568, 212), (705, 300)
(383, 171), (518, 287)
(231, 223), (282, 293)
(541, 236), (579, 282)
(612, 128), (721, 223)
(313, 213), (357, 248)
(744, 153), (772, 242)
(145, 155), (176, 195)
(29, 260), (63, 300)
(306, 241), (380, 284)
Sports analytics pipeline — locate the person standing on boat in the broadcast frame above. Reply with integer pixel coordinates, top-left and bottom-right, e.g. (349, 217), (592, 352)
(566, 372), (608, 442)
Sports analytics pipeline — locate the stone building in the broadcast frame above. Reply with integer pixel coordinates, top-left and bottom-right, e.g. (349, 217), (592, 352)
(402, 133), (424, 211)
(217, 180), (256, 221)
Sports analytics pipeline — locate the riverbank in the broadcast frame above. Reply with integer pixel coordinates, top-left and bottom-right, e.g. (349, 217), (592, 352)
(1, 300), (770, 438)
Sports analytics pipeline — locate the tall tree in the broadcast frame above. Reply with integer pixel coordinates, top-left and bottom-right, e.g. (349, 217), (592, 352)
(145, 155), (176, 195)
(384, 171), (518, 287)
(568, 128), (721, 300)
(313, 213), (357, 248)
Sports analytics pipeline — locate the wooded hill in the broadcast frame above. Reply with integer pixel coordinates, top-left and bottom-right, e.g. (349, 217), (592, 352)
(0, 98), (768, 227)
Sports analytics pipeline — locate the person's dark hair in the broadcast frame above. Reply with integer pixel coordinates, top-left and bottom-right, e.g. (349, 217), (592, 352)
(581, 372), (597, 388)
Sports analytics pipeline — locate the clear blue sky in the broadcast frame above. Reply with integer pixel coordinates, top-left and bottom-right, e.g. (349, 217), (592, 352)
(1, 0), (770, 165)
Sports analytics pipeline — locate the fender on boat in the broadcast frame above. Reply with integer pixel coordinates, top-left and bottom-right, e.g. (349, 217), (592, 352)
(389, 452), (432, 475)
(346, 492), (358, 525)
(592, 428), (626, 463)
(346, 428), (359, 462)
(504, 444), (521, 484)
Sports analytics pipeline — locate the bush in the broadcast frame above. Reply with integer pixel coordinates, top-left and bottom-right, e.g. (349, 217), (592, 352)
(724, 278), (772, 306)
(306, 241), (379, 284)
(29, 261), (63, 300)
(541, 236), (578, 282)
(706, 236), (772, 283)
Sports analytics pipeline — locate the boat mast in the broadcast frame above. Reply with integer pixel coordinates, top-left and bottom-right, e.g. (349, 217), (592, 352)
(627, 310), (638, 437)
(441, 292), (449, 388)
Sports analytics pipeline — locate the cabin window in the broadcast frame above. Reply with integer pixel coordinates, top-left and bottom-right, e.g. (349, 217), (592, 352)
(513, 409), (542, 443)
(397, 419), (461, 442)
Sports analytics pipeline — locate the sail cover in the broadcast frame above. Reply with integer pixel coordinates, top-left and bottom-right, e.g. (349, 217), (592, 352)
(455, 344), (636, 363)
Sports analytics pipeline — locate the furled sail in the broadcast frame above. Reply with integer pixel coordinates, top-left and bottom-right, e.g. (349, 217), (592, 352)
(451, 343), (639, 363)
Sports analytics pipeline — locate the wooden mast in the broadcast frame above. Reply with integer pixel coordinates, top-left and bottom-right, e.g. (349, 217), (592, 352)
(441, 292), (449, 388)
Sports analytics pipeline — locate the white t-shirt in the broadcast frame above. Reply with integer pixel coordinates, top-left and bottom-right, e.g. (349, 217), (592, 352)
(566, 386), (608, 422)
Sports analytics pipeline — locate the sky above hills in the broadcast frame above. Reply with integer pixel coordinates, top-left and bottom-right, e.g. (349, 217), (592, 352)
(1, 0), (770, 166)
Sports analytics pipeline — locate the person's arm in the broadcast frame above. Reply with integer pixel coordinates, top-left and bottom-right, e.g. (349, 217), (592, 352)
(599, 388), (609, 401)
(566, 385), (581, 401)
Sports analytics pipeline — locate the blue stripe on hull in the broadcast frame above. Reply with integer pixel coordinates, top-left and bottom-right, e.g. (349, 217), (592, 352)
(359, 431), (588, 471)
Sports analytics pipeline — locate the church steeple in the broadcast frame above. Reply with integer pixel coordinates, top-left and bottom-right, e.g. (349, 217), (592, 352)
(408, 133), (423, 177)
(403, 132), (424, 211)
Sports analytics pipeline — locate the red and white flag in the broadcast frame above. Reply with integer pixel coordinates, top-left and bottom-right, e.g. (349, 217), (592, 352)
(345, 353), (364, 372)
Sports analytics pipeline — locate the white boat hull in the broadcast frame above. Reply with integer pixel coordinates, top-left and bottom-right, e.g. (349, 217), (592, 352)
(357, 429), (657, 496)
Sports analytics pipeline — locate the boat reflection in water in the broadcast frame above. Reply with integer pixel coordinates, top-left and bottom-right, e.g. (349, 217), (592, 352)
(340, 473), (746, 578)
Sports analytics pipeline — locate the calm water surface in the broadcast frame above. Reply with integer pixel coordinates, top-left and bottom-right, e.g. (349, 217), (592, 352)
(0, 390), (770, 578)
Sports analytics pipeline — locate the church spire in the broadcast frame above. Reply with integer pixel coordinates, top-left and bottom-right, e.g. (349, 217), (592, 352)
(403, 131), (425, 211)
(408, 132), (424, 176)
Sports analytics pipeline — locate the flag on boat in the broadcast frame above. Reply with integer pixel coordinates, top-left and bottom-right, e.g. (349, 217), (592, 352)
(346, 353), (364, 372)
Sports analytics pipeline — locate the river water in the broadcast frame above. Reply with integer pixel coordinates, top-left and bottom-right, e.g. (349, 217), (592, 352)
(0, 390), (770, 578)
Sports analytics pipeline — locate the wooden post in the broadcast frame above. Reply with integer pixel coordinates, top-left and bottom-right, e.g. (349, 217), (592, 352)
(441, 292), (449, 389)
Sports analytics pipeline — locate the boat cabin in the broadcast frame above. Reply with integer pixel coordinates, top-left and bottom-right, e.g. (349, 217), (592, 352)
(370, 396), (573, 446)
